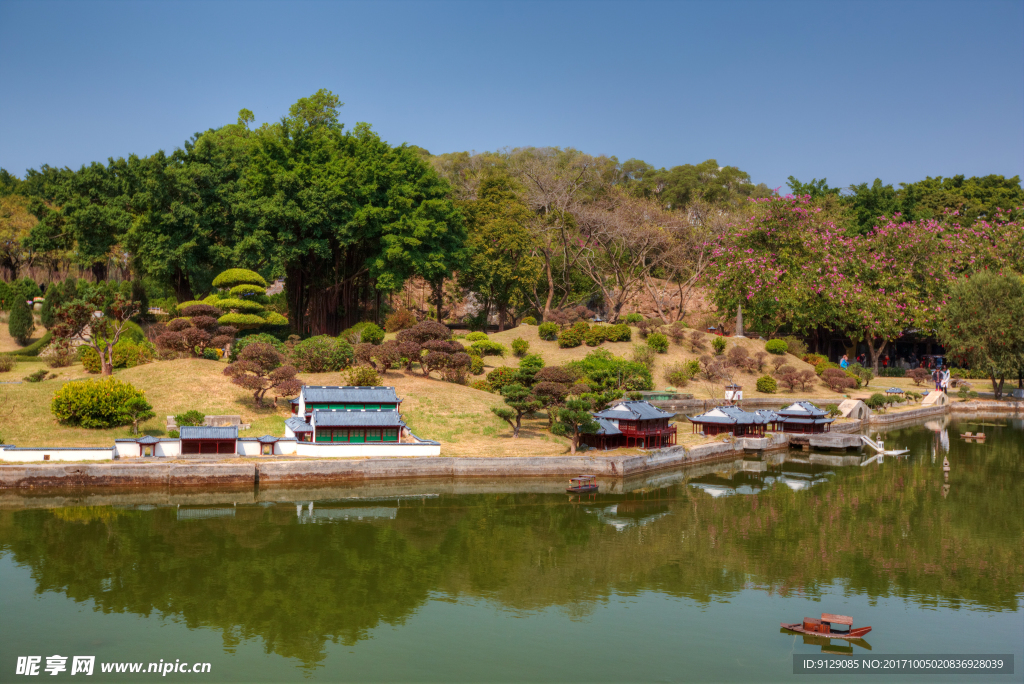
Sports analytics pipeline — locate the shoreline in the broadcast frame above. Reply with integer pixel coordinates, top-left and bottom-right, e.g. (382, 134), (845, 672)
(2, 402), (1019, 490)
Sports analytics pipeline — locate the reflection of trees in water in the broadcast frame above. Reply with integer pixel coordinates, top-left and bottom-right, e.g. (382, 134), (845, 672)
(0, 424), (1020, 668)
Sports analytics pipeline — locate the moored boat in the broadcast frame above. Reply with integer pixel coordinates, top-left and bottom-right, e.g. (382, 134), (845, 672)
(781, 613), (871, 640)
(566, 476), (598, 494)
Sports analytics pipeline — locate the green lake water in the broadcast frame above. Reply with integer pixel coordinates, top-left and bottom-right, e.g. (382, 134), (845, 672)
(1, 417), (1021, 683)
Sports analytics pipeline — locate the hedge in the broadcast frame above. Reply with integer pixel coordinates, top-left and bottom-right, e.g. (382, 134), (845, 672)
(212, 269), (267, 289)
(764, 339), (787, 355)
(51, 377), (149, 429)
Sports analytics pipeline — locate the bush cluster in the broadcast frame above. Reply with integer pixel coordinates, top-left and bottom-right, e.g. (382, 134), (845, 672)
(646, 332), (668, 353)
(764, 339), (788, 355)
(879, 367), (906, 377)
(756, 375), (778, 393)
(520, 316), (537, 326)
(465, 331), (489, 342)
(538, 322), (559, 341)
(292, 336), (355, 372)
(511, 337), (529, 357)
(384, 309), (417, 332)
(622, 313), (643, 324)
(51, 377), (149, 429)
(606, 323), (632, 342)
(557, 326), (585, 348)
(230, 333), (286, 362)
(347, 365), (381, 386)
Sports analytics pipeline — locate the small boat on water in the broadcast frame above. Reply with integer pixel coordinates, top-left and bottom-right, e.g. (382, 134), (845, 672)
(781, 613), (872, 640)
(566, 476), (598, 494)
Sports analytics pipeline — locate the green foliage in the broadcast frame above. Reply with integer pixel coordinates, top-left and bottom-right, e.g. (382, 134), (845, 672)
(566, 348), (653, 392)
(51, 377), (149, 429)
(465, 331), (489, 342)
(764, 339), (787, 355)
(229, 333), (286, 362)
(511, 337), (529, 357)
(469, 355), (485, 375)
(878, 367), (906, 377)
(174, 410), (206, 427)
(557, 327), (585, 348)
(8, 300), (34, 345)
(346, 365), (381, 387)
(865, 393), (887, 410)
(491, 383), (542, 438)
(712, 336), (727, 355)
(0, 355), (14, 373)
(551, 397), (600, 453)
(622, 313), (643, 324)
(780, 335), (808, 358)
(228, 284), (267, 299)
(646, 332), (668, 353)
(663, 361), (694, 387)
(40, 283), (63, 329)
(604, 323), (632, 342)
(825, 404), (842, 418)
(212, 269), (267, 289)
(520, 316), (537, 326)
(957, 386), (979, 402)
(584, 327), (605, 347)
(23, 369), (48, 383)
(469, 340), (506, 358)
(469, 379), (491, 392)
(123, 396), (155, 434)
(112, 339), (155, 369)
(755, 375), (778, 393)
(292, 336), (355, 372)
(538, 322), (559, 341)
(815, 360), (839, 375)
(486, 366), (521, 393)
(79, 346), (101, 373)
(384, 309), (417, 332)
(360, 323), (385, 345)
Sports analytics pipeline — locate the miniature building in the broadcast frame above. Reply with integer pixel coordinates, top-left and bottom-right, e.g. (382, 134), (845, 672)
(755, 409), (783, 431)
(293, 386), (401, 416)
(581, 401), (677, 450)
(688, 405), (770, 437)
(775, 401), (834, 434)
(921, 391), (949, 407)
(837, 399), (870, 420)
(310, 409), (405, 444)
(724, 384), (743, 402)
(179, 426), (238, 455)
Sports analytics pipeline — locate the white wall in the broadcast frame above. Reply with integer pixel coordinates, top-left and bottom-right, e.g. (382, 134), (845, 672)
(238, 439), (299, 456)
(0, 448), (113, 462)
(292, 441), (441, 458)
(113, 441), (182, 459)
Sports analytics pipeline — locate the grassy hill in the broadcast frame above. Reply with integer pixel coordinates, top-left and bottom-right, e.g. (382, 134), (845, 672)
(1, 323), (939, 454)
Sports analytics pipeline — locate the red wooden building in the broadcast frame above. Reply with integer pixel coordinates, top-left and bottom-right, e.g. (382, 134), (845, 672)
(179, 426), (238, 455)
(581, 401), (678, 450)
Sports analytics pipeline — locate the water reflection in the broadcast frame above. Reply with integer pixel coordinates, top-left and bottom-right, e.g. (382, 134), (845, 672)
(0, 418), (1021, 668)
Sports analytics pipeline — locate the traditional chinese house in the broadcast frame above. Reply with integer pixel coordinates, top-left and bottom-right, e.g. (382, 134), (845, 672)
(179, 426), (238, 455)
(687, 406), (770, 437)
(292, 386), (402, 416)
(581, 401), (677, 450)
(776, 401), (834, 434)
(309, 409), (406, 444)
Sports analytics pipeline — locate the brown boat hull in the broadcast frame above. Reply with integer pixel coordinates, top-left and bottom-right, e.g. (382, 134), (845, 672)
(567, 485), (599, 494)
(781, 623), (872, 639)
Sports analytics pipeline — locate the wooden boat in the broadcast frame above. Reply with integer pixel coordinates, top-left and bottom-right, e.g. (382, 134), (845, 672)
(566, 476), (598, 494)
(781, 613), (871, 640)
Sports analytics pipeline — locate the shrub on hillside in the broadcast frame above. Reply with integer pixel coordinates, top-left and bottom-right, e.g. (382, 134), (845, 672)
(51, 377), (149, 429)
(292, 335), (355, 372)
(803, 353), (828, 366)
(622, 313), (643, 324)
(511, 337), (529, 357)
(230, 333), (286, 362)
(469, 379), (492, 392)
(486, 366), (521, 393)
(631, 344), (656, 370)
(712, 336), (727, 355)
(815, 360), (839, 375)
(395, 320), (452, 344)
(469, 340), (506, 358)
(557, 327), (585, 348)
(605, 323), (632, 342)
(8, 300), (34, 345)
(0, 356), (15, 373)
(646, 332), (669, 353)
(756, 375), (778, 393)
(360, 323), (385, 345)
(821, 368), (856, 392)
(764, 339), (787, 355)
(585, 327), (606, 347)
(781, 335), (808, 358)
(465, 331), (489, 342)
(175, 410), (206, 427)
(469, 355), (485, 375)
(636, 318), (664, 339)
(520, 316), (537, 326)
(384, 308), (417, 332)
(663, 361), (694, 387)
(346, 365), (381, 387)
(538, 322), (559, 341)
(688, 330), (705, 352)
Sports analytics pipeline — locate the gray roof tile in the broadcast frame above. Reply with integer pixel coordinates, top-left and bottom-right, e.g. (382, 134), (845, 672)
(179, 426), (238, 439)
(592, 401), (676, 421)
(689, 406), (769, 425)
(301, 386), (401, 405)
(285, 417), (312, 432)
(312, 410), (406, 428)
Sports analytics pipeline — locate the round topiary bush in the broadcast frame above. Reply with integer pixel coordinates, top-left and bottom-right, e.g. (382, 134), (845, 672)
(212, 268), (267, 289)
(538, 322), (559, 341)
(520, 316), (537, 326)
(712, 336), (727, 355)
(646, 332), (669, 353)
(756, 375), (778, 393)
(866, 393), (887, 409)
(465, 331), (489, 342)
(359, 323), (385, 345)
(764, 339), (787, 355)
(292, 335), (355, 372)
(347, 365), (381, 386)
(606, 323), (632, 342)
(51, 377), (149, 429)
(557, 327), (585, 348)
(230, 333), (286, 361)
(585, 327), (606, 347)
(8, 300), (34, 345)
(511, 337), (529, 357)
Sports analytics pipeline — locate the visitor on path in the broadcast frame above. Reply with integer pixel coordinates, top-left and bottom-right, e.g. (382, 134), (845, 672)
(883, 355), (890, 369)
(942, 367), (951, 394)
(909, 352), (918, 369)
(840, 355), (849, 369)
(933, 367), (942, 391)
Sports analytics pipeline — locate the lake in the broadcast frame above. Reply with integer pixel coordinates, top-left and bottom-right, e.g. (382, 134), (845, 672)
(1, 416), (1021, 683)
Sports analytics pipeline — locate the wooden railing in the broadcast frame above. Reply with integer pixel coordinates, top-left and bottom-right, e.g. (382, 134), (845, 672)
(619, 425), (677, 438)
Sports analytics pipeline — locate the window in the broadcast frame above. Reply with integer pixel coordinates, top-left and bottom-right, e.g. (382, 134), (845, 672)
(383, 428), (398, 442)
(349, 429), (365, 443)
(332, 429), (349, 443)
(315, 431), (331, 442)
(366, 429), (382, 442)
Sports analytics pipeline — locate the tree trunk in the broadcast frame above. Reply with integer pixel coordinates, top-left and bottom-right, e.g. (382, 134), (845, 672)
(990, 373), (1005, 400)
(512, 414), (521, 438)
(100, 343), (114, 376)
(285, 266), (306, 335)
(433, 279), (445, 322)
(497, 301), (507, 332)
(542, 253), (555, 321)
(169, 269), (194, 303)
(864, 331), (886, 375)
(91, 261), (108, 282)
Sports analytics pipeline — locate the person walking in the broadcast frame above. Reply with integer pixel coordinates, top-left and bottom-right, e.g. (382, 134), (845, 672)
(840, 354), (849, 369)
(932, 366), (942, 391)
(942, 366), (951, 394)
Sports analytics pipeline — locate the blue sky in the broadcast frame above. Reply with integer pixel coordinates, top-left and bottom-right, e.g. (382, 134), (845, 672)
(1, 0), (1021, 190)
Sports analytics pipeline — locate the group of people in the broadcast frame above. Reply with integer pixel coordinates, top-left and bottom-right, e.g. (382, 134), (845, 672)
(839, 354), (951, 393)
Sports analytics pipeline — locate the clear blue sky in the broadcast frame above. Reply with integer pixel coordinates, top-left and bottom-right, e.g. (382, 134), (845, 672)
(1, 0), (1022, 190)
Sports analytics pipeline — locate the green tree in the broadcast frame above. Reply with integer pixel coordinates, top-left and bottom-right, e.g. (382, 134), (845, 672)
(551, 397), (598, 454)
(40, 282), (63, 328)
(122, 396), (155, 435)
(490, 383), (541, 438)
(51, 293), (140, 375)
(938, 272), (1024, 399)
(7, 298), (34, 344)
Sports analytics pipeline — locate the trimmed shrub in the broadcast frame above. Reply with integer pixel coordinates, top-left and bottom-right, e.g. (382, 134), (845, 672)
(520, 316), (537, 326)
(585, 327), (606, 347)
(622, 313), (643, 324)
(230, 333), (286, 362)
(646, 332), (669, 353)
(23, 369), (49, 382)
(538, 322), (559, 341)
(112, 340), (156, 369)
(781, 335), (808, 358)
(470, 355), (485, 375)
(395, 320), (452, 344)
(604, 323), (631, 342)
(346, 365), (381, 386)
(486, 366), (520, 393)
(815, 360), (839, 375)
(360, 323), (385, 345)
(8, 300), (34, 345)
(0, 356), (15, 373)
(825, 404), (841, 418)
(756, 375), (778, 393)
(663, 361), (694, 386)
(174, 410), (206, 427)
(384, 308), (417, 332)
(80, 346), (102, 373)
(51, 377), (149, 429)
(557, 326), (585, 348)
(228, 284), (267, 298)
(292, 335), (355, 372)
(511, 337), (529, 357)
(212, 268), (267, 289)
(465, 331), (489, 342)
(803, 353), (828, 366)
(908, 368), (931, 385)
(764, 339), (787, 355)
(202, 347), (220, 360)
(822, 368), (856, 392)
(865, 393), (887, 409)
(712, 336), (727, 355)
(469, 340), (506, 359)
